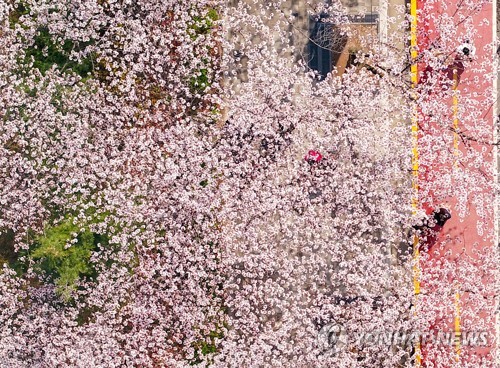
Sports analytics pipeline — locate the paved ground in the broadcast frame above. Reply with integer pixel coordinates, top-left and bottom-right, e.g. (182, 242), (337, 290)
(415, 0), (497, 365)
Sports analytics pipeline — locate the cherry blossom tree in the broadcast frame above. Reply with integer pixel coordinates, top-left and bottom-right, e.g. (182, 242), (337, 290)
(0, 0), (497, 367)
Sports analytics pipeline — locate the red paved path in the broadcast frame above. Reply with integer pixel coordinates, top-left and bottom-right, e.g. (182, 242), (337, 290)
(415, 0), (497, 366)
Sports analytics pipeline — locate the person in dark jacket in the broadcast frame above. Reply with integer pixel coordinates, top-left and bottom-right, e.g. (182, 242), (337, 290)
(445, 41), (475, 84)
(420, 41), (475, 87)
(413, 207), (452, 252)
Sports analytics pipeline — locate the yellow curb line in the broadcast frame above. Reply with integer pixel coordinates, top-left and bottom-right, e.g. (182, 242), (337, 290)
(452, 72), (461, 362)
(410, 0), (421, 366)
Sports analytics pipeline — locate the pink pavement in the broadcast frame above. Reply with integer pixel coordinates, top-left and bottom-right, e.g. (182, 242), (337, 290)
(416, 0), (497, 366)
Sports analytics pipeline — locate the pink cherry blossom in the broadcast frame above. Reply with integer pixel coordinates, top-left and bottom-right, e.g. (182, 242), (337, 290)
(0, 0), (497, 367)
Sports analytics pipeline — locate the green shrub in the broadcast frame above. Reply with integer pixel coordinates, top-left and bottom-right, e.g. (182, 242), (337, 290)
(189, 325), (226, 366)
(31, 218), (99, 301)
(10, 3), (95, 78)
(24, 27), (95, 78)
(188, 8), (219, 38)
(0, 229), (16, 267)
(190, 68), (210, 93)
(8, 1), (29, 29)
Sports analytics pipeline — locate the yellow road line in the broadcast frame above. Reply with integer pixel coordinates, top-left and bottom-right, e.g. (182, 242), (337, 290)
(452, 72), (461, 362)
(454, 291), (461, 360)
(410, 0), (421, 366)
(453, 72), (460, 167)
